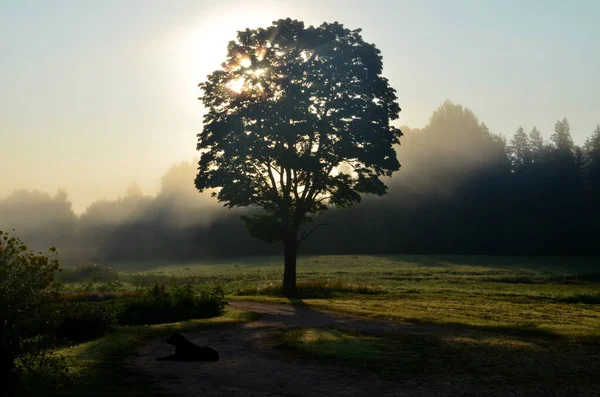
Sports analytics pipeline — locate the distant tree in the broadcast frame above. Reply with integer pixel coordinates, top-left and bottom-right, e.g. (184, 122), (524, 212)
(195, 19), (402, 295)
(160, 160), (199, 198)
(551, 118), (574, 153)
(528, 126), (545, 163)
(0, 189), (77, 253)
(509, 127), (531, 169)
(80, 189), (151, 226)
(408, 101), (509, 180)
(584, 125), (600, 195)
(154, 159), (223, 228)
(125, 181), (144, 198)
(584, 125), (600, 154)
(574, 146), (587, 176)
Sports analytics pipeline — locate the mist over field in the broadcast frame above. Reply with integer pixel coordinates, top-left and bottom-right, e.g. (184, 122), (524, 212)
(2, 1), (599, 267)
(2, 101), (599, 264)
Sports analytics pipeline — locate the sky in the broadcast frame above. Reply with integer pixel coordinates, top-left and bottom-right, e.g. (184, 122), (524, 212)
(1, 0), (599, 213)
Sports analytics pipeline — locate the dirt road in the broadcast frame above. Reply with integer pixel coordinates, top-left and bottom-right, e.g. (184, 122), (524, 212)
(133, 301), (598, 397)
(132, 300), (438, 397)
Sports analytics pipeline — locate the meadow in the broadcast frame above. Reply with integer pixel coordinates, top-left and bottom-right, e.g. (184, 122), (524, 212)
(60, 255), (600, 339)
(55, 255), (600, 395)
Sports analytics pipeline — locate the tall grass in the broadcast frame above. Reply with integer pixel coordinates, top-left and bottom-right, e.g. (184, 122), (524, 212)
(234, 278), (386, 297)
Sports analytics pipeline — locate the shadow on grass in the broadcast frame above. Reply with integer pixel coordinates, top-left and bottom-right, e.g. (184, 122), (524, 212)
(276, 296), (574, 345)
(552, 293), (600, 304)
(280, 298), (574, 343)
(401, 317), (566, 341)
(273, 326), (600, 394)
(270, 296), (599, 393)
(56, 310), (260, 397)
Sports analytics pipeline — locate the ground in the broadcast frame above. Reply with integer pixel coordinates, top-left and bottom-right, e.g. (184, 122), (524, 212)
(136, 301), (432, 397)
(133, 301), (598, 397)
(58, 255), (600, 396)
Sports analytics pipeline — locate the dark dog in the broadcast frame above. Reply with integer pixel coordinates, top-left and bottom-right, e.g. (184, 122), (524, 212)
(156, 332), (219, 361)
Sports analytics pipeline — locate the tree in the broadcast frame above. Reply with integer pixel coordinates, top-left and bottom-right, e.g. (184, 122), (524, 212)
(0, 189), (77, 255)
(509, 127), (531, 169)
(125, 181), (144, 198)
(195, 19), (402, 295)
(528, 126), (544, 164)
(551, 118), (574, 153)
(584, 125), (600, 195)
(406, 101), (508, 180)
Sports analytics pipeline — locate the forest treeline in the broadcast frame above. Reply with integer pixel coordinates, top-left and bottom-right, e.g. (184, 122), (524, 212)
(2, 101), (599, 264)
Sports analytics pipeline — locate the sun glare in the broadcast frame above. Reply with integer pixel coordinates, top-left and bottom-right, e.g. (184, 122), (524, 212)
(226, 78), (245, 94)
(256, 48), (267, 61)
(172, 4), (283, 98)
(226, 55), (269, 95)
(239, 56), (252, 68)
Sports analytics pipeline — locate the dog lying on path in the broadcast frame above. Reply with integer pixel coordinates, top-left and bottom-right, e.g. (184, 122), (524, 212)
(156, 332), (220, 361)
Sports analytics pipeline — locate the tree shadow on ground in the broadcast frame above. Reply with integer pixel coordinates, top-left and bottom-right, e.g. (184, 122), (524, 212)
(274, 325), (600, 395)
(273, 298), (567, 343)
(271, 298), (600, 396)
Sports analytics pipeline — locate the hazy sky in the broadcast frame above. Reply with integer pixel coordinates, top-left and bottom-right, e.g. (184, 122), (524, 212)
(1, 0), (599, 212)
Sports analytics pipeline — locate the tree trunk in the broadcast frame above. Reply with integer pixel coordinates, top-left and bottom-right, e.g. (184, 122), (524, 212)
(282, 237), (298, 297)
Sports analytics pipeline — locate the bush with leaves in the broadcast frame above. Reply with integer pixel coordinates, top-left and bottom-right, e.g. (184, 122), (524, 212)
(0, 230), (68, 396)
(55, 301), (117, 343)
(117, 283), (227, 325)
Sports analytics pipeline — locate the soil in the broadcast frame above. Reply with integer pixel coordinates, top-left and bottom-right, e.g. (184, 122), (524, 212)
(132, 301), (439, 396)
(132, 301), (574, 397)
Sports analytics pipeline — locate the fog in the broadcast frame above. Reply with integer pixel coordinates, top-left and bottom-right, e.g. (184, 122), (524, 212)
(1, 101), (599, 264)
(0, 158), (234, 263)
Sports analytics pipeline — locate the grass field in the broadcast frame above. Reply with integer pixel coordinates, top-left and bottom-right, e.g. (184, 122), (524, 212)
(55, 255), (600, 395)
(61, 255), (600, 340)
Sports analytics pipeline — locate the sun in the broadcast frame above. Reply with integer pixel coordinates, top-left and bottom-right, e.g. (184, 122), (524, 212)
(177, 5), (283, 85)
(164, 4), (285, 120)
(224, 50), (270, 95)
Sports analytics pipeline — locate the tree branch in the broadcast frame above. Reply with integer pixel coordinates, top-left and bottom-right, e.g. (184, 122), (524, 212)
(266, 161), (279, 197)
(297, 222), (333, 245)
(291, 168), (299, 201)
(254, 163), (278, 198)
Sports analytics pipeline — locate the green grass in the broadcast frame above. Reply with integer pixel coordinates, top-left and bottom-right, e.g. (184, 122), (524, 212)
(273, 327), (600, 394)
(54, 309), (260, 397)
(53, 255), (600, 394)
(60, 255), (600, 340)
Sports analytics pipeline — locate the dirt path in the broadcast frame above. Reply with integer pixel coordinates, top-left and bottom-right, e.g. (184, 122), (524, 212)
(133, 301), (464, 397)
(133, 301), (598, 397)
(228, 300), (431, 334)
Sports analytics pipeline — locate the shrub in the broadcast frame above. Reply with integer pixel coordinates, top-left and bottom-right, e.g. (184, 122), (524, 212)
(117, 283), (227, 325)
(55, 302), (117, 343)
(0, 230), (66, 396)
(12, 338), (69, 397)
